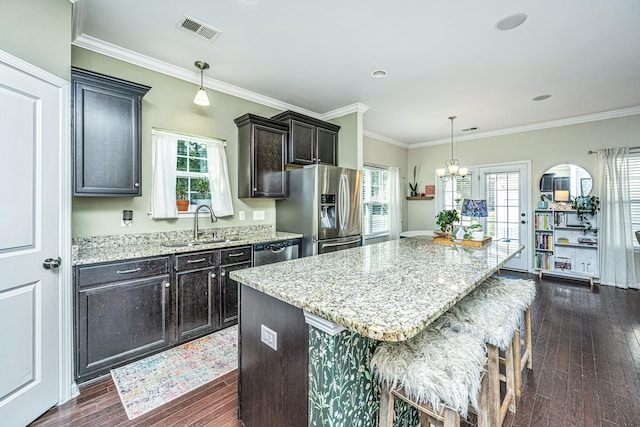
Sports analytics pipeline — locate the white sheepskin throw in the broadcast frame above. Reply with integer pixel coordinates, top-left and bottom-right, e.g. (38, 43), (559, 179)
(371, 325), (486, 418)
(438, 278), (536, 349)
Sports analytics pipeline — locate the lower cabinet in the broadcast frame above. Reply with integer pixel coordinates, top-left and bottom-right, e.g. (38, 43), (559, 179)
(75, 257), (171, 382)
(175, 250), (220, 342)
(74, 246), (253, 383)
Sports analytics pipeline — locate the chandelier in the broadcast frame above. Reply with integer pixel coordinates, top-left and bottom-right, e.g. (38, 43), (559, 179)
(437, 115), (468, 182)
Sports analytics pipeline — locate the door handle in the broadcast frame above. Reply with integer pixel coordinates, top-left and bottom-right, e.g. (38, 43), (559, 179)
(42, 257), (61, 270)
(321, 239), (361, 248)
(521, 220), (526, 224)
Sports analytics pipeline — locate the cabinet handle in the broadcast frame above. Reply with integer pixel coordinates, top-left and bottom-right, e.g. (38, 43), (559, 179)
(228, 252), (244, 257)
(134, 182), (140, 187)
(116, 267), (141, 274)
(164, 281), (171, 288)
(210, 272), (216, 279)
(187, 258), (206, 264)
(221, 269), (226, 277)
(317, 158), (321, 162)
(253, 188), (257, 191)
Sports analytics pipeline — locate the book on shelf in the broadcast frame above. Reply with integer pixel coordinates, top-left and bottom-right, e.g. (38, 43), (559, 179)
(554, 256), (572, 271)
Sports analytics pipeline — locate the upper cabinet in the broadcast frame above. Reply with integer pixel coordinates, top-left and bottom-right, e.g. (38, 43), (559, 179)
(271, 110), (340, 166)
(71, 67), (151, 197)
(235, 113), (289, 199)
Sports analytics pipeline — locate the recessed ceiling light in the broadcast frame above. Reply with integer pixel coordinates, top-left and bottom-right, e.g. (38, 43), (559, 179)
(532, 94), (552, 101)
(496, 13), (528, 31)
(370, 70), (388, 79)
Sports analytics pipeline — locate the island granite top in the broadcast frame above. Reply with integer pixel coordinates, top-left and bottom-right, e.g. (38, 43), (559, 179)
(230, 237), (524, 342)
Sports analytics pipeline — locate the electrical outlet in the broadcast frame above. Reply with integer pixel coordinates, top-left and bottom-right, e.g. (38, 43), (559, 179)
(239, 210), (245, 221)
(253, 210), (265, 220)
(261, 324), (277, 351)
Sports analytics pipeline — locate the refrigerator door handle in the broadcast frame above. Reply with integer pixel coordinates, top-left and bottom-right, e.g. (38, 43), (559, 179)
(319, 238), (361, 248)
(343, 173), (350, 230)
(338, 174), (346, 230)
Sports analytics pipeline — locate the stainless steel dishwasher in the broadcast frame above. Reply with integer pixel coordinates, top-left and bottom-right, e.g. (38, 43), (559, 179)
(252, 239), (300, 266)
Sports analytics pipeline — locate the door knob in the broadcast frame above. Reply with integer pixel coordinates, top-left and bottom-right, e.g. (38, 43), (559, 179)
(42, 257), (61, 270)
(521, 220), (526, 224)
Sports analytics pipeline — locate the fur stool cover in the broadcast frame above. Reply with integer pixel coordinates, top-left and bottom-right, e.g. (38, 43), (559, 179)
(371, 324), (486, 418)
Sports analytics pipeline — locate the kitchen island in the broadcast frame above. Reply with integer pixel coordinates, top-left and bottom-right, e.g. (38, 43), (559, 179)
(231, 236), (524, 427)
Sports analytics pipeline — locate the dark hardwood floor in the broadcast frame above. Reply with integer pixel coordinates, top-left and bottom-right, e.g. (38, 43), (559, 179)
(30, 274), (640, 427)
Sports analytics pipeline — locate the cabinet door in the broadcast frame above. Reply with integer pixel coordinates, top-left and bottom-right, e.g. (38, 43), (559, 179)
(72, 68), (150, 196)
(76, 275), (171, 382)
(176, 267), (220, 342)
(221, 262), (251, 327)
(253, 123), (288, 198)
(316, 127), (338, 165)
(289, 120), (316, 165)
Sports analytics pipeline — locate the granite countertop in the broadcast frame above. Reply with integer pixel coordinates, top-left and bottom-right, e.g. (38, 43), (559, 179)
(230, 237), (524, 342)
(72, 225), (303, 266)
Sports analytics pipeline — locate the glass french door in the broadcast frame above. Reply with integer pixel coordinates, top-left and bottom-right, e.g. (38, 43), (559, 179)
(478, 163), (530, 271)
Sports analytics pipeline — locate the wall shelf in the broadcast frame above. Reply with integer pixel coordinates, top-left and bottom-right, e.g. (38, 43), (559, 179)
(406, 196), (434, 200)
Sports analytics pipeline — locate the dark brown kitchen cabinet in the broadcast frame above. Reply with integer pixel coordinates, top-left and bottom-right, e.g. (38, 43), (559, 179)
(219, 246), (252, 328)
(75, 257), (171, 383)
(235, 113), (288, 199)
(174, 250), (220, 342)
(271, 110), (340, 166)
(71, 67), (150, 196)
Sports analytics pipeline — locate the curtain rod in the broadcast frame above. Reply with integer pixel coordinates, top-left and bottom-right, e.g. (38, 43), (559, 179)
(587, 146), (640, 154)
(152, 127), (226, 144)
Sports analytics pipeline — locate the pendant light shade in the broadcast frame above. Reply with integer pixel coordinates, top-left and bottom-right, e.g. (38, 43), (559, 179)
(193, 61), (210, 106)
(438, 115), (467, 182)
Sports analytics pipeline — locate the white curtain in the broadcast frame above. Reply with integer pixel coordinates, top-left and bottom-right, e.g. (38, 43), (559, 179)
(206, 141), (234, 217)
(150, 131), (178, 218)
(388, 166), (402, 240)
(598, 147), (638, 289)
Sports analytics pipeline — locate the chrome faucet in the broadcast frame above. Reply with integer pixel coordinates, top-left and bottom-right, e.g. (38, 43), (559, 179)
(194, 204), (217, 240)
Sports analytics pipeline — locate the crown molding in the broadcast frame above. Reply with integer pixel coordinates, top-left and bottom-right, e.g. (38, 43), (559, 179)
(363, 130), (409, 149)
(321, 102), (370, 121)
(71, 34), (323, 118)
(408, 106), (640, 149)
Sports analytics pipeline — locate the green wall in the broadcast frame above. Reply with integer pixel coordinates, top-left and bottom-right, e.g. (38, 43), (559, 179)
(71, 48), (362, 237)
(406, 114), (640, 230)
(0, 0), (71, 80)
(71, 47), (284, 237)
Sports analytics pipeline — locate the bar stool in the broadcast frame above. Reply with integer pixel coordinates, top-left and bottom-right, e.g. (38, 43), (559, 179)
(438, 277), (536, 424)
(372, 322), (487, 427)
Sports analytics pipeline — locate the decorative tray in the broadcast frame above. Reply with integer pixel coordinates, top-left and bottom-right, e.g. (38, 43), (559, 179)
(433, 235), (493, 246)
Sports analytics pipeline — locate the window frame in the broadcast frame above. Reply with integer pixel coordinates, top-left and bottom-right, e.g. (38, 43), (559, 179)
(629, 149), (640, 249)
(176, 139), (210, 213)
(362, 165), (391, 238)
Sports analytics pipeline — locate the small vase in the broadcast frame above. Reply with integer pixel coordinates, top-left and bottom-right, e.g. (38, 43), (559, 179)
(537, 200), (548, 209)
(176, 200), (190, 211)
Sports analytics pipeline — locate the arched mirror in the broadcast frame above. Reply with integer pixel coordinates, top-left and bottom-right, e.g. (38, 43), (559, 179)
(539, 164), (592, 201)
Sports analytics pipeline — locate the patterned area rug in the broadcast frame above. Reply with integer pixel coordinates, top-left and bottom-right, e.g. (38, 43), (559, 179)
(111, 325), (238, 420)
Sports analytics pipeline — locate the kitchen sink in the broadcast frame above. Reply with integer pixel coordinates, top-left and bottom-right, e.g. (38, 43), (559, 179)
(162, 238), (240, 248)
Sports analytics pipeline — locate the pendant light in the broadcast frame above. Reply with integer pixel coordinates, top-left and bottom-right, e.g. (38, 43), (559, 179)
(437, 115), (468, 182)
(193, 61), (210, 106)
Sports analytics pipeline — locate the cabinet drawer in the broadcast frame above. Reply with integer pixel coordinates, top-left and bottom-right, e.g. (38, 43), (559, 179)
(77, 257), (170, 287)
(220, 246), (252, 265)
(175, 250), (219, 271)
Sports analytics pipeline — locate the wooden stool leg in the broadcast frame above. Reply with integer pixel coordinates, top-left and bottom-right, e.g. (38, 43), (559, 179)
(524, 308), (532, 370)
(513, 327), (522, 398)
(478, 345), (500, 427)
(505, 339), (516, 415)
(378, 384), (395, 427)
(443, 407), (461, 427)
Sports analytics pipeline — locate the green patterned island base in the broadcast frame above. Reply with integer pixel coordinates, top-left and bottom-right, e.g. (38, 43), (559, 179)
(308, 326), (419, 426)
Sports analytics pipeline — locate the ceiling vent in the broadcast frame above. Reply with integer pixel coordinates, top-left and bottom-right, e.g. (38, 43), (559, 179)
(177, 16), (222, 42)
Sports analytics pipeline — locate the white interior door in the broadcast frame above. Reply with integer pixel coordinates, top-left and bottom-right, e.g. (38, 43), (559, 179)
(478, 163), (530, 271)
(0, 55), (62, 426)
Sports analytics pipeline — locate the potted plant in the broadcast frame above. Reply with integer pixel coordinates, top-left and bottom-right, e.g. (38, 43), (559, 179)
(435, 209), (460, 235)
(409, 166), (418, 197)
(176, 183), (189, 211)
(464, 223), (484, 241)
(571, 195), (599, 232)
(195, 177), (210, 205)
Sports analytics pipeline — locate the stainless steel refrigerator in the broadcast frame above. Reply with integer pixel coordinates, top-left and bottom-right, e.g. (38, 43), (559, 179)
(276, 165), (362, 257)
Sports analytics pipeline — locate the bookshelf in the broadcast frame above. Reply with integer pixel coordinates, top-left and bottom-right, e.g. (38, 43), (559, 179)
(534, 208), (599, 290)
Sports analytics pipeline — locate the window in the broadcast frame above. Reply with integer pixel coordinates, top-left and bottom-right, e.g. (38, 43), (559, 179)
(437, 174), (473, 227)
(151, 129), (234, 219)
(177, 139), (210, 209)
(362, 166), (390, 237)
(630, 150), (640, 248)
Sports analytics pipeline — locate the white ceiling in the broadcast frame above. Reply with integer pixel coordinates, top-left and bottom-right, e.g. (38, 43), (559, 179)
(74, 0), (640, 146)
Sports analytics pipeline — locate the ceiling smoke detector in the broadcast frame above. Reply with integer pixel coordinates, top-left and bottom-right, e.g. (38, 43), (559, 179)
(177, 16), (222, 42)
